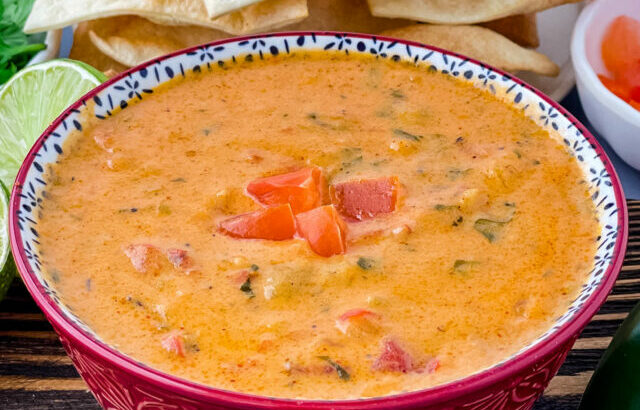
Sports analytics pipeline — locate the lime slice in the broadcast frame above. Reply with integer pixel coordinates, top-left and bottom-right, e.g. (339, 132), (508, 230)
(0, 180), (15, 302)
(0, 58), (107, 188)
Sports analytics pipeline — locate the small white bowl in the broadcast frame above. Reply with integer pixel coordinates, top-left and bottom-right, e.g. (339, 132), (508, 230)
(571, 0), (640, 170)
(27, 30), (62, 66)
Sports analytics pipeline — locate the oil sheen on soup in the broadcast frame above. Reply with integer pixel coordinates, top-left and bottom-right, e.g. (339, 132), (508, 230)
(38, 52), (599, 399)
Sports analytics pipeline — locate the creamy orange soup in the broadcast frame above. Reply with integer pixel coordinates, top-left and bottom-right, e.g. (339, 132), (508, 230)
(38, 52), (598, 399)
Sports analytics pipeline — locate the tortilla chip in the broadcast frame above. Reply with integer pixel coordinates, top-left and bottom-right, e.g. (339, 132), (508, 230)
(285, 0), (411, 33)
(69, 22), (128, 75)
(481, 14), (539, 48)
(86, 0), (408, 68)
(25, 0), (308, 35)
(379, 24), (559, 76)
(87, 16), (230, 67)
(202, 0), (262, 18)
(213, 0), (308, 34)
(368, 0), (580, 25)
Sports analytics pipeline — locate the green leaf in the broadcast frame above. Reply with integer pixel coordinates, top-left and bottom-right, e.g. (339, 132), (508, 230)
(453, 260), (479, 275)
(356, 257), (376, 270)
(318, 356), (350, 381)
(393, 128), (423, 142)
(0, 0), (44, 86)
(240, 278), (255, 299)
(473, 219), (508, 242)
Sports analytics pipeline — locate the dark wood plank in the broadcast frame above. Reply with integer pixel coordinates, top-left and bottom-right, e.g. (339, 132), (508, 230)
(0, 390), (99, 410)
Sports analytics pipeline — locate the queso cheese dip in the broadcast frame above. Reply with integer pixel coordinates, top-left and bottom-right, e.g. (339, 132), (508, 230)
(38, 52), (598, 399)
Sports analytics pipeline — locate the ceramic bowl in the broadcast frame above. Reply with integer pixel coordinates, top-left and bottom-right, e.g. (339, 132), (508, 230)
(10, 32), (628, 409)
(571, 0), (640, 170)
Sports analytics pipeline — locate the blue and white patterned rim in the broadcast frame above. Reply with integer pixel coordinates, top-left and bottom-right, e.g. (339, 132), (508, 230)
(10, 33), (625, 393)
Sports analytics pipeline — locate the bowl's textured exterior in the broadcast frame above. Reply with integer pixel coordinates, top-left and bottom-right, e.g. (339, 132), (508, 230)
(10, 32), (628, 409)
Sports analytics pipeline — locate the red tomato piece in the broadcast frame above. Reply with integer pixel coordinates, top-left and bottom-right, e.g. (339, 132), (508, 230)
(338, 308), (380, 322)
(424, 357), (440, 374)
(161, 331), (185, 357)
(295, 205), (348, 257)
(372, 339), (415, 373)
(598, 74), (631, 100)
(123, 244), (162, 273)
(218, 204), (296, 241)
(228, 269), (250, 286)
(630, 86), (640, 103)
(331, 177), (398, 221)
(166, 248), (196, 273)
(601, 16), (640, 80)
(246, 167), (325, 214)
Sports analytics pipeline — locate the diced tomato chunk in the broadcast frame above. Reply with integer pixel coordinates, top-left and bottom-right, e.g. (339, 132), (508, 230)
(123, 244), (162, 273)
(424, 357), (440, 374)
(219, 204), (295, 241)
(166, 248), (196, 273)
(331, 177), (398, 221)
(229, 269), (250, 286)
(295, 205), (347, 257)
(372, 339), (415, 373)
(601, 16), (640, 81)
(598, 74), (631, 100)
(339, 308), (380, 322)
(161, 331), (185, 357)
(246, 167), (325, 214)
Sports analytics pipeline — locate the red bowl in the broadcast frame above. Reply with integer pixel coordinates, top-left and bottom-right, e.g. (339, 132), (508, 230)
(9, 32), (628, 409)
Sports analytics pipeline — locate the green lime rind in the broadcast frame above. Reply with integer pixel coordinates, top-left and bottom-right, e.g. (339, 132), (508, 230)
(0, 58), (107, 188)
(0, 58), (107, 301)
(0, 180), (15, 302)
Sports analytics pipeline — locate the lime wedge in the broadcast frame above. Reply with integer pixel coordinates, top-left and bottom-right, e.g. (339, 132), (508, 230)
(0, 58), (107, 188)
(0, 180), (15, 302)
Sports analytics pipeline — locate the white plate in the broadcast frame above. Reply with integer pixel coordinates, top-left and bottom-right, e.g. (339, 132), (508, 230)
(518, 2), (584, 102)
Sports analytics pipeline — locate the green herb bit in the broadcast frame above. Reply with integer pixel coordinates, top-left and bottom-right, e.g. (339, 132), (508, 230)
(390, 89), (405, 99)
(513, 150), (522, 159)
(0, 0), (46, 85)
(171, 177), (186, 183)
(434, 204), (457, 211)
(357, 257), (376, 270)
(504, 202), (516, 207)
(318, 356), (350, 381)
(446, 168), (471, 181)
(250, 264), (259, 272)
(240, 278), (255, 299)
(393, 128), (423, 142)
(453, 260), (479, 275)
(473, 218), (508, 242)
(157, 203), (171, 215)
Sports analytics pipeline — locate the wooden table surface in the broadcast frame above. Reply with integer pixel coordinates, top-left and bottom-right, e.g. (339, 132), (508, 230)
(0, 200), (638, 409)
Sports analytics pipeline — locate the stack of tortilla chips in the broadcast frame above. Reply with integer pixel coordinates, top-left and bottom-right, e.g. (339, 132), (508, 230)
(24, 0), (579, 78)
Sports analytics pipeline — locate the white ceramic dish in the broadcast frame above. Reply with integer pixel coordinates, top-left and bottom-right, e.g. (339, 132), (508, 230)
(571, 0), (640, 170)
(27, 30), (62, 66)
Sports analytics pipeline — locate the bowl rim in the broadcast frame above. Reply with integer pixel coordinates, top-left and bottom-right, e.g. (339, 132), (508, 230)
(10, 31), (629, 408)
(570, 0), (640, 126)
